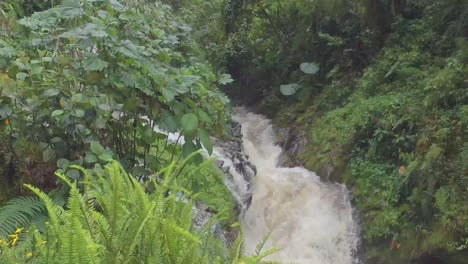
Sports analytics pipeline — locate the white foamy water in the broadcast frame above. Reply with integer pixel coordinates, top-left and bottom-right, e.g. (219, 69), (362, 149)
(232, 108), (360, 264)
(150, 108), (360, 263)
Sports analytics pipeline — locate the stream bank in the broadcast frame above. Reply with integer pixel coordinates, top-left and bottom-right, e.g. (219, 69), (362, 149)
(254, 100), (468, 264)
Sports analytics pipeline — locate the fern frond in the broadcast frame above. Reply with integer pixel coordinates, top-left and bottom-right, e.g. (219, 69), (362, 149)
(3, 159), (244, 263)
(122, 201), (157, 264)
(255, 232), (272, 256)
(24, 184), (65, 234)
(256, 247), (281, 261)
(166, 219), (201, 245)
(230, 226), (245, 264)
(58, 172), (102, 246)
(240, 232), (280, 264)
(90, 211), (111, 245)
(0, 196), (45, 238)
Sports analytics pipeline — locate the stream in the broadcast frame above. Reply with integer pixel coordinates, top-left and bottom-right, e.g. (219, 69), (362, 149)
(215, 108), (361, 264)
(155, 108), (360, 263)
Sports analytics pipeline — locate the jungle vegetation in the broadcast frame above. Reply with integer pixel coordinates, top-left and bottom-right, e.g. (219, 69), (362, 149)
(0, 0), (467, 264)
(185, 0), (467, 263)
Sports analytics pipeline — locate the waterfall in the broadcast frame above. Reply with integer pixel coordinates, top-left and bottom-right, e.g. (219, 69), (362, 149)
(151, 107), (360, 263)
(216, 108), (360, 264)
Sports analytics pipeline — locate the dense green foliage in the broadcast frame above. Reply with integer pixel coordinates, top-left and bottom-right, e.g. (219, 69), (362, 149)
(180, 0), (468, 263)
(0, 0), (248, 263)
(0, 0), (231, 200)
(1, 0), (467, 263)
(0, 161), (276, 263)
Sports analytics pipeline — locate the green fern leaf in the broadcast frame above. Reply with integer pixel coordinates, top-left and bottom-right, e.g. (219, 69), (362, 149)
(0, 196), (46, 238)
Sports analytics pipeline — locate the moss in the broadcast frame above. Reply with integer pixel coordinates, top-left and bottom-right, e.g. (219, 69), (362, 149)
(267, 14), (468, 263)
(146, 141), (237, 226)
(179, 159), (237, 226)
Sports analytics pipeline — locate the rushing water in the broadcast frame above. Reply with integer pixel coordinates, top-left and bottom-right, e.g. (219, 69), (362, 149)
(222, 108), (360, 264)
(152, 108), (360, 263)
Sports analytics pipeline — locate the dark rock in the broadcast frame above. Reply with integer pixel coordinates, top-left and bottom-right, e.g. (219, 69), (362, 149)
(215, 121), (257, 193)
(215, 159), (225, 168)
(320, 164), (336, 182)
(243, 194), (253, 210)
(229, 122), (242, 138)
(192, 201), (234, 245)
(276, 127), (308, 168)
(200, 120), (259, 247)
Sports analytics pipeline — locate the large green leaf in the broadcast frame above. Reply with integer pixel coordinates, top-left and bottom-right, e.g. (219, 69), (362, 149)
(197, 109), (212, 124)
(85, 152), (98, 164)
(98, 103), (111, 112)
(31, 65), (44, 75)
(162, 88), (176, 102)
(43, 89), (60, 97)
(300, 62), (319, 74)
(57, 158), (70, 169)
(90, 141), (105, 155)
(182, 142), (203, 164)
(218, 73), (234, 85)
(109, 0), (125, 11)
(83, 57), (108, 71)
(42, 146), (56, 162)
(181, 113), (198, 134)
(182, 141), (197, 158)
(51, 110), (64, 117)
(280, 83), (301, 96)
(60, 23), (108, 39)
(99, 149), (114, 162)
(62, 0), (84, 19)
(198, 128), (213, 155)
(142, 126), (157, 144)
(160, 113), (178, 132)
